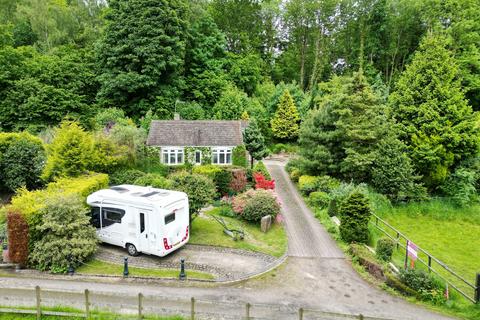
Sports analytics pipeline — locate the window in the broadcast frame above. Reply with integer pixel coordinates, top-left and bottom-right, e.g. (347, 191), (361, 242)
(140, 213), (145, 233)
(165, 212), (175, 225)
(195, 150), (202, 164)
(101, 208), (125, 227)
(212, 148), (232, 165)
(90, 207), (101, 228)
(162, 148), (184, 165)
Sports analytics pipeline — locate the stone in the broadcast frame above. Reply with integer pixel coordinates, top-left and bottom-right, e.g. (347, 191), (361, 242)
(260, 215), (272, 233)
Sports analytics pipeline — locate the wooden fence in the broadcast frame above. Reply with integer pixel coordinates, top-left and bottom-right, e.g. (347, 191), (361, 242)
(0, 285), (397, 320)
(370, 213), (480, 304)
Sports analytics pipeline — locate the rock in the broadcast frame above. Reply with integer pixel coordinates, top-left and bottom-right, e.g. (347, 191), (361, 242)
(261, 215), (272, 233)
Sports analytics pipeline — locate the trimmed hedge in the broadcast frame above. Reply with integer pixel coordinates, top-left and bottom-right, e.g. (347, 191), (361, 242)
(376, 238), (394, 262)
(109, 169), (146, 185)
(134, 173), (172, 189)
(192, 165), (222, 180)
(298, 175), (318, 195)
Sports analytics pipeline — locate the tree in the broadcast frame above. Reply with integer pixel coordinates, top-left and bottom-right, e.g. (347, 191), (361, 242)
(271, 90), (300, 140)
(339, 192), (371, 243)
(243, 120), (268, 168)
(389, 34), (480, 188)
(96, 0), (187, 117)
(212, 84), (249, 120)
(29, 194), (97, 273)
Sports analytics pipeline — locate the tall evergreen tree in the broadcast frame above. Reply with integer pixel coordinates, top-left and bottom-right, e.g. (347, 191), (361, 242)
(96, 0), (187, 117)
(271, 89), (300, 140)
(243, 119), (268, 168)
(389, 33), (479, 188)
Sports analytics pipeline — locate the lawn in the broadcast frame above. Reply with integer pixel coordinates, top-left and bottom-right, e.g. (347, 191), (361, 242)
(0, 311), (183, 320)
(77, 259), (214, 280)
(190, 207), (287, 257)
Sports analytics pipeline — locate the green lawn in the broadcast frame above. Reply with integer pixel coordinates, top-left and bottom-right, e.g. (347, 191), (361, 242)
(77, 259), (214, 280)
(190, 207), (287, 257)
(0, 311), (183, 320)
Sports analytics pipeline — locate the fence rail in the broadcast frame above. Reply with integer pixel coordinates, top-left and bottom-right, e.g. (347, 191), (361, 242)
(0, 285), (397, 320)
(370, 213), (480, 304)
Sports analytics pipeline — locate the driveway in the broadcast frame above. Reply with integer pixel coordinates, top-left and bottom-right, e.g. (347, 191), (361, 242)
(0, 161), (453, 319)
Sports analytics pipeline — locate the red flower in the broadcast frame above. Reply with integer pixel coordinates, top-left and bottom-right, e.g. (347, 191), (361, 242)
(253, 172), (275, 190)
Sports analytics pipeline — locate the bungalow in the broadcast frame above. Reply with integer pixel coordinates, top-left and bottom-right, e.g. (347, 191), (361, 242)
(147, 116), (248, 166)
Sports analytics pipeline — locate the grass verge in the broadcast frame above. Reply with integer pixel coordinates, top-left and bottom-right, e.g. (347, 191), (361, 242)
(76, 259), (214, 280)
(190, 207), (287, 257)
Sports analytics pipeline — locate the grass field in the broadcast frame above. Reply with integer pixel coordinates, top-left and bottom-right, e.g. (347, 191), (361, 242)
(77, 259), (214, 280)
(190, 207), (287, 257)
(0, 311), (183, 320)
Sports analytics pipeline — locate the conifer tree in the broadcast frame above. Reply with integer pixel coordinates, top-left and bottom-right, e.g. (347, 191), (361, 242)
(243, 119), (268, 168)
(389, 33), (480, 188)
(339, 192), (371, 244)
(271, 89), (300, 140)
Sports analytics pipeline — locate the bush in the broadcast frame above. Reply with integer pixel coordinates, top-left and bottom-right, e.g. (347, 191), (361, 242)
(214, 169), (233, 196)
(90, 134), (129, 173)
(229, 169), (247, 193)
(442, 167), (478, 207)
(376, 238), (394, 262)
(92, 108), (129, 130)
(398, 268), (445, 303)
(232, 189), (255, 214)
(134, 173), (172, 189)
(254, 172), (275, 190)
(170, 172), (216, 220)
(6, 211), (29, 266)
(298, 175), (318, 195)
(308, 191), (330, 209)
(109, 123), (147, 164)
(349, 243), (385, 280)
(315, 175), (340, 193)
(253, 161), (271, 180)
(29, 194), (97, 273)
(192, 165), (222, 180)
(232, 145), (248, 168)
(241, 190), (281, 222)
(109, 169), (146, 185)
(327, 199), (339, 217)
(0, 132), (46, 192)
(339, 192), (371, 243)
(289, 169), (302, 183)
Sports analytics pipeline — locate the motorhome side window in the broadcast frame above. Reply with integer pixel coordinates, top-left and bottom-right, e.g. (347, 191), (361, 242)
(165, 211), (175, 225)
(90, 207), (101, 228)
(102, 208), (125, 227)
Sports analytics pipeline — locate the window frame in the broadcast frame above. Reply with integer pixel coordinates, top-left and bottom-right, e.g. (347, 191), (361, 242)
(161, 147), (184, 165)
(164, 211), (176, 225)
(101, 207), (126, 227)
(211, 147), (233, 165)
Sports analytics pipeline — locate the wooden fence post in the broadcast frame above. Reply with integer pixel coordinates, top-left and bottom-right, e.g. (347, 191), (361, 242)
(190, 297), (195, 320)
(475, 273), (480, 304)
(358, 314), (364, 320)
(85, 289), (90, 319)
(298, 307), (304, 320)
(245, 302), (251, 320)
(138, 293), (143, 319)
(35, 286), (41, 320)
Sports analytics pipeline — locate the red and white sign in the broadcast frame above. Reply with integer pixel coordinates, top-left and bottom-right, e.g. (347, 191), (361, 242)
(407, 241), (418, 261)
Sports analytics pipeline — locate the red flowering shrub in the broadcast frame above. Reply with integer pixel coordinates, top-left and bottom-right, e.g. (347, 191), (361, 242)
(7, 211), (29, 266)
(232, 189), (256, 214)
(232, 189), (281, 222)
(254, 172), (275, 190)
(229, 169), (247, 193)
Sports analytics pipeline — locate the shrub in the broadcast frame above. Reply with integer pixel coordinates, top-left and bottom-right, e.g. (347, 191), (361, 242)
(298, 175), (318, 195)
(376, 238), (394, 262)
(29, 194), (97, 273)
(192, 165), (222, 180)
(398, 268), (445, 303)
(0, 132), (46, 192)
(339, 192), (371, 243)
(109, 169), (146, 185)
(170, 172), (216, 220)
(232, 145), (248, 168)
(442, 167), (478, 207)
(92, 107), (129, 130)
(214, 169), (233, 196)
(252, 161), (271, 180)
(289, 169), (302, 183)
(308, 191), (330, 209)
(90, 134), (129, 173)
(327, 199), (338, 217)
(315, 175), (340, 193)
(109, 124), (147, 164)
(6, 211), (29, 266)
(134, 173), (172, 189)
(229, 169), (247, 193)
(329, 182), (368, 217)
(349, 243), (384, 280)
(232, 189), (256, 214)
(254, 172), (275, 190)
(241, 189), (281, 222)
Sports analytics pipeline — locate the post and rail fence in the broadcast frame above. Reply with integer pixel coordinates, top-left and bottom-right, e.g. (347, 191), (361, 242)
(370, 213), (480, 304)
(0, 285), (398, 320)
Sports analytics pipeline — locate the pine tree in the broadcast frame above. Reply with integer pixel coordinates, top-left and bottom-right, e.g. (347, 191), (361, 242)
(243, 119), (268, 168)
(96, 0), (187, 117)
(389, 33), (480, 188)
(271, 89), (300, 140)
(339, 192), (371, 244)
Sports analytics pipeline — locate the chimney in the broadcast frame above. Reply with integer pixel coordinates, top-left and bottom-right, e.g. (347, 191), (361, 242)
(173, 113), (181, 120)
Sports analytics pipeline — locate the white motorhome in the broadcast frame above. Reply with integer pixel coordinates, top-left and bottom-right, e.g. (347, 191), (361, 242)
(86, 185), (189, 257)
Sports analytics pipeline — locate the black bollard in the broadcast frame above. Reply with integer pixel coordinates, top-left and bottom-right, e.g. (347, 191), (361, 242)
(123, 257), (129, 277)
(179, 258), (186, 280)
(68, 264), (74, 276)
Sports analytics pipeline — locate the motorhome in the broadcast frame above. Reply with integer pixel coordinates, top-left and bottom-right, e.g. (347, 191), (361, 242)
(86, 185), (189, 257)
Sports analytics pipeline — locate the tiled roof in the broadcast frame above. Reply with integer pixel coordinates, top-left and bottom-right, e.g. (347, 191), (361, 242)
(147, 120), (247, 147)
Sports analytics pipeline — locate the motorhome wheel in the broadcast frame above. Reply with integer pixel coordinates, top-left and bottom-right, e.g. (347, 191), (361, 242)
(126, 243), (139, 256)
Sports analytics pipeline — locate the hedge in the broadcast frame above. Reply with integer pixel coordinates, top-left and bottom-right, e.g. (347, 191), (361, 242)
(298, 175), (318, 195)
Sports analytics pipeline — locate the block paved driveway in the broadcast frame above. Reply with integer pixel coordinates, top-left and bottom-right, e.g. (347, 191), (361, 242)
(0, 161), (454, 319)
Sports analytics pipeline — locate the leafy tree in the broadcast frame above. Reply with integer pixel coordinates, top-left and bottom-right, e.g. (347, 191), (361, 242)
(225, 52), (264, 96)
(29, 194), (97, 273)
(96, 0), (187, 116)
(389, 34), (480, 188)
(212, 84), (249, 120)
(243, 120), (268, 168)
(339, 192), (371, 243)
(271, 90), (300, 140)
(442, 167), (478, 207)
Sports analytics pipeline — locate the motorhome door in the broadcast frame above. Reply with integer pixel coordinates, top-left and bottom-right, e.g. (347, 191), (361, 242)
(136, 208), (156, 254)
